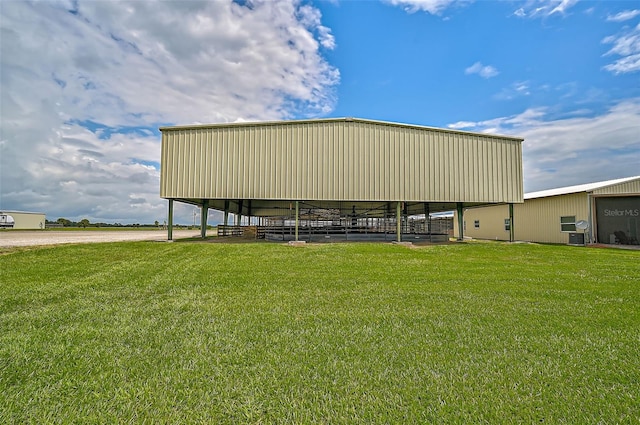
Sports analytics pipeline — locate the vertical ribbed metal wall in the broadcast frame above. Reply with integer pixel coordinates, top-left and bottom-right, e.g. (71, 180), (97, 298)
(457, 194), (590, 244)
(457, 178), (640, 243)
(593, 180), (640, 195)
(160, 119), (523, 203)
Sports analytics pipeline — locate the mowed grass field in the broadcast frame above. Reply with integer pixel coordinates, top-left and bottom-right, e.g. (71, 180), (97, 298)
(1, 241), (639, 424)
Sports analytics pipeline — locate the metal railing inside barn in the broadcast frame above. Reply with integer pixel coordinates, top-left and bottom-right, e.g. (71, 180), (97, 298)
(218, 211), (453, 242)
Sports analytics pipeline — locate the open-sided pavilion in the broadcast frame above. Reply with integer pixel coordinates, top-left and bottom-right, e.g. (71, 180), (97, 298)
(160, 117), (523, 242)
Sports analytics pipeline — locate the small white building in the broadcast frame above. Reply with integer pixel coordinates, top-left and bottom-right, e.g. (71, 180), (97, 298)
(455, 176), (640, 245)
(0, 211), (46, 230)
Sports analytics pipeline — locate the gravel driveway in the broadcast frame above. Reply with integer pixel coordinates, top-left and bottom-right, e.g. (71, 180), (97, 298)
(0, 229), (201, 247)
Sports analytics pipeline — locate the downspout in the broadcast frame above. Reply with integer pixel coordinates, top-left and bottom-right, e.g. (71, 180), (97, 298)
(587, 192), (593, 244)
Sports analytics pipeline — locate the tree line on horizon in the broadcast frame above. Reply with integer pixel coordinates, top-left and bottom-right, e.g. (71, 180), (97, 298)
(47, 218), (163, 228)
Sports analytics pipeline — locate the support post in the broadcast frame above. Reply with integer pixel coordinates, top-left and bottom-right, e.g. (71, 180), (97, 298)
(509, 203), (514, 243)
(456, 202), (464, 241)
(384, 205), (388, 241)
(167, 199), (174, 241)
(201, 200), (209, 239)
(396, 201), (402, 242)
(236, 200), (243, 226)
(223, 200), (230, 226)
(424, 202), (431, 242)
(295, 201), (299, 241)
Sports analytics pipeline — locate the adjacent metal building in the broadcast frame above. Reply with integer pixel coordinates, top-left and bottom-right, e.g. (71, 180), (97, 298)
(456, 176), (640, 245)
(160, 118), (524, 241)
(0, 210), (46, 230)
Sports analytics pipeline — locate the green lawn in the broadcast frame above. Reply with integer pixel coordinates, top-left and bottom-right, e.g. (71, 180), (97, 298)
(1, 241), (638, 423)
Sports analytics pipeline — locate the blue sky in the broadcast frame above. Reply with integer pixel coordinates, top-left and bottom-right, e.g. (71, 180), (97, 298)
(1, 0), (639, 224)
(323, 1), (640, 124)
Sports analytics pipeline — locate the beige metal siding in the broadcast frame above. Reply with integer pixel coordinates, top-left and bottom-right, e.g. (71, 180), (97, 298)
(455, 204), (511, 240)
(592, 179), (640, 195)
(514, 193), (590, 244)
(458, 193), (589, 244)
(161, 120), (523, 203)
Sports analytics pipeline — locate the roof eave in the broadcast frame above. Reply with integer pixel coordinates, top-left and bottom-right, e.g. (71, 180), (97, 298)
(159, 117), (524, 142)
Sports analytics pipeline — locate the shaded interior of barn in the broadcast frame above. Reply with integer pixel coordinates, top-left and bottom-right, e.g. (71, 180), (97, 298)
(175, 199), (463, 242)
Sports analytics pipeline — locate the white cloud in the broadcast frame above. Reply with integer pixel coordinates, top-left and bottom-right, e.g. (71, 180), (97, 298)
(603, 54), (640, 74)
(447, 121), (477, 130)
(298, 4), (336, 49)
(513, 0), (580, 18)
(448, 99), (640, 192)
(465, 62), (499, 78)
(514, 81), (531, 94)
(607, 10), (640, 23)
(549, 0), (579, 16)
(0, 0), (339, 224)
(384, 0), (461, 15)
(494, 81), (531, 100)
(602, 23), (640, 74)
